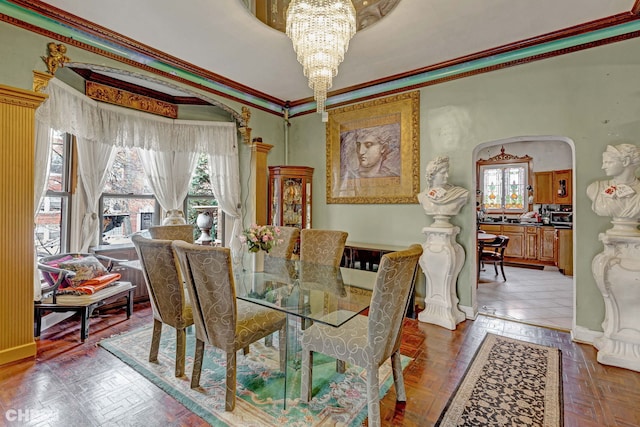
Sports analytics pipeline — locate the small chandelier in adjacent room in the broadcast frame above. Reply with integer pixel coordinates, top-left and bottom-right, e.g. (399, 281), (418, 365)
(286, 0), (356, 119)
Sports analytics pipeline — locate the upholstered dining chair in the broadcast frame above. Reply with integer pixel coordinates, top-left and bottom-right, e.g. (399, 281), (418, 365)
(478, 235), (510, 284)
(265, 225), (300, 260)
(299, 229), (348, 267)
(171, 241), (287, 412)
(297, 229), (348, 329)
(148, 224), (195, 243)
(131, 234), (194, 377)
(299, 244), (423, 427)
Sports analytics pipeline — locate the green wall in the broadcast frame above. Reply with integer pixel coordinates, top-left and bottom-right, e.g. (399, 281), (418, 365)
(3, 19), (640, 335)
(288, 37), (640, 333)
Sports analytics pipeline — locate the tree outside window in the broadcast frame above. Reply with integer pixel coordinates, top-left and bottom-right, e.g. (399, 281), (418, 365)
(185, 154), (221, 243)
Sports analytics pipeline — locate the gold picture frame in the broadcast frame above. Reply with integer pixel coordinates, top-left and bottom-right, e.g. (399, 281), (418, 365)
(326, 91), (420, 204)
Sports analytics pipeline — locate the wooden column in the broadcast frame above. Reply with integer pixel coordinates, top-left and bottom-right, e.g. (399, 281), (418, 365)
(252, 138), (273, 226)
(0, 84), (47, 365)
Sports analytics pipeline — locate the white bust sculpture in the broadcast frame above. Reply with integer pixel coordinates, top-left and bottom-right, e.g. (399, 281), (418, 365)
(586, 143), (640, 235)
(417, 156), (469, 227)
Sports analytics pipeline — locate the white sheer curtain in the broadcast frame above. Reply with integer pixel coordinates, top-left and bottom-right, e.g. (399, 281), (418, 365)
(138, 149), (199, 214)
(35, 78), (243, 251)
(33, 124), (53, 300)
(76, 138), (117, 252)
(208, 144), (242, 258)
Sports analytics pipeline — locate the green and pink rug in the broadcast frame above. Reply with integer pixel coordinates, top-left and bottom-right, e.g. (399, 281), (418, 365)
(99, 324), (411, 426)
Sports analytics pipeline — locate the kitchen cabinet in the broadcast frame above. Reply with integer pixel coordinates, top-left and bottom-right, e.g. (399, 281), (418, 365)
(553, 169), (572, 205)
(534, 169), (572, 205)
(479, 224), (560, 265)
(268, 166), (314, 229)
(478, 224), (524, 259)
(502, 225), (524, 258)
(539, 227), (556, 262)
(534, 171), (554, 204)
(525, 226), (538, 259)
(557, 228), (573, 276)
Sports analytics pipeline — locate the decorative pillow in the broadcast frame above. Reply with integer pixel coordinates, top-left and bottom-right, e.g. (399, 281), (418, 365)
(58, 256), (108, 288)
(42, 255), (75, 288)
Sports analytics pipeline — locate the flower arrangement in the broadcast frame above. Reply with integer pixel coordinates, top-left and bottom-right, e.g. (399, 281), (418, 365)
(239, 224), (283, 253)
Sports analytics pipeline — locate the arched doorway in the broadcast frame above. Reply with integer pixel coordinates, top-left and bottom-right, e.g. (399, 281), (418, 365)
(472, 136), (575, 331)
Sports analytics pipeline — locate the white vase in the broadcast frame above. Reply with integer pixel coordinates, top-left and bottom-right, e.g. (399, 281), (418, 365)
(194, 205), (217, 245)
(252, 250), (265, 273)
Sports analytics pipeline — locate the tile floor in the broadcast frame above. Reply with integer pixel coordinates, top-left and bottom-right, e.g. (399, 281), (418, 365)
(477, 264), (573, 330)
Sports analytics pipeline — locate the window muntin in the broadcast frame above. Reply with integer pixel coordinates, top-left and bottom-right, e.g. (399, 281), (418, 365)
(100, 147), (159, 245)
(35, 130), (72, 256)
(480, 164), (527, 213)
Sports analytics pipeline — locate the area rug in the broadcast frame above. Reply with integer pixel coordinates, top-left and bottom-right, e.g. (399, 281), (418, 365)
(436, 333), (562, 427)
(99, 324), (411, 426)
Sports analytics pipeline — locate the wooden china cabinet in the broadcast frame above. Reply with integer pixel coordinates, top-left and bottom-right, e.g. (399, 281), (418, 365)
(268, 166), (314, 229)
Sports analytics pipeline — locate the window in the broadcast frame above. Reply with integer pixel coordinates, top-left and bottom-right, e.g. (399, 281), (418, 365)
(35, 130), (72, 256)
(185, 154), (223, 244)
(100, 147), (159, 245)
(476, 148), (532, 214)
(480, 164), (528, 212)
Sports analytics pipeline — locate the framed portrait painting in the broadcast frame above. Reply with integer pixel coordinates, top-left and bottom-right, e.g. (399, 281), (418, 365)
(326, 91), (420, 204)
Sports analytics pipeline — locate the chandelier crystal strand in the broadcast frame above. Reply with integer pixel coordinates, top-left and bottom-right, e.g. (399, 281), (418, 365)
(286, 0), (356, 115)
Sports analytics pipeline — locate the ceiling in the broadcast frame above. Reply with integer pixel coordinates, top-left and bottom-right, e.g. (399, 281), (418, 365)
(7, 0), (640, 115)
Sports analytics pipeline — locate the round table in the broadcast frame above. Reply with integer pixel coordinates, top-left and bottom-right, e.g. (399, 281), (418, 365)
(477, 232), (498, 241)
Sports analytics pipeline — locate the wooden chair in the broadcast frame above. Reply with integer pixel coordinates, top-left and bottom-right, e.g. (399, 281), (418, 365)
(132, 234), (194, 377)
(36, 253), (135, 342)
(148, 224), (195, 243)
(171, 240), (287, 411)
(477, 235), (510, 283)
(300, 244), (423, 427)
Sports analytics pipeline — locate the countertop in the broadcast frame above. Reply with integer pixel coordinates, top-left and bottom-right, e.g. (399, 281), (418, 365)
(478, 221), (571, 229)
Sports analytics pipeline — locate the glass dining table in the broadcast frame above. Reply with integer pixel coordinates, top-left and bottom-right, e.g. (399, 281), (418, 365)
(233, 256), (376, 407)
(121, 255), (377, 407)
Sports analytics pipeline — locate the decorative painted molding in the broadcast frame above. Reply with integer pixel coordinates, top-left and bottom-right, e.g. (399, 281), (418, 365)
(477, 146), (533, 163)
(571, 325), (602, 345)
(86, 81), (178, 118)
(0, 84), (47, 108)
(32, 70), (52, 92)
(239, 106), (252, 145)
(3, 0), (640, 117)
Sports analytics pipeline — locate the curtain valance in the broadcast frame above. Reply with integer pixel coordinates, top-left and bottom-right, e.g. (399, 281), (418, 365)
(35, 78), (238, 154)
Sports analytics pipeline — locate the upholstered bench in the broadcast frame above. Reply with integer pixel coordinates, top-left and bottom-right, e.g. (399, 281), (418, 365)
(36, 253), (136, 342)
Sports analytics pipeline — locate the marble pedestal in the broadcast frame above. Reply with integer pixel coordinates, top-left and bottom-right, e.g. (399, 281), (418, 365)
(417, 226), (465, 330)
(592, 233), (640, 372)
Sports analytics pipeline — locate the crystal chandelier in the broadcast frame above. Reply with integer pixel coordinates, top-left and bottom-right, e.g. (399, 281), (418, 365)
(286, 0), (356, 117)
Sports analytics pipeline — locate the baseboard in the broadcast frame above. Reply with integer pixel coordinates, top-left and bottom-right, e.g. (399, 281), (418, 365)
(40, 311), (75, 332)
(0, 342), (36, 365)
(459, 305), (477, 320)
(571, 325), (603, 345)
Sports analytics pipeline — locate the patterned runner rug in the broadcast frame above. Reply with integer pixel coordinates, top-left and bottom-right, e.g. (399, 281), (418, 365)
(99, 324), (411, 426)
(436, 333), (563, 427)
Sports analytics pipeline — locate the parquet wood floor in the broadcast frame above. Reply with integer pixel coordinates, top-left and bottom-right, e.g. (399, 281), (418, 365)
(1, 303), (639, 426)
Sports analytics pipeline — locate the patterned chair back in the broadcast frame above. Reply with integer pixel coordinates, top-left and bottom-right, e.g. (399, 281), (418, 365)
(148, 224), (195, 243)
(171, 241), (237, 350)
(131, 234), (192, 328)
(266, 226), (300, 260)
(368, 244), (423, 364)
(299, 229), (348, 267)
